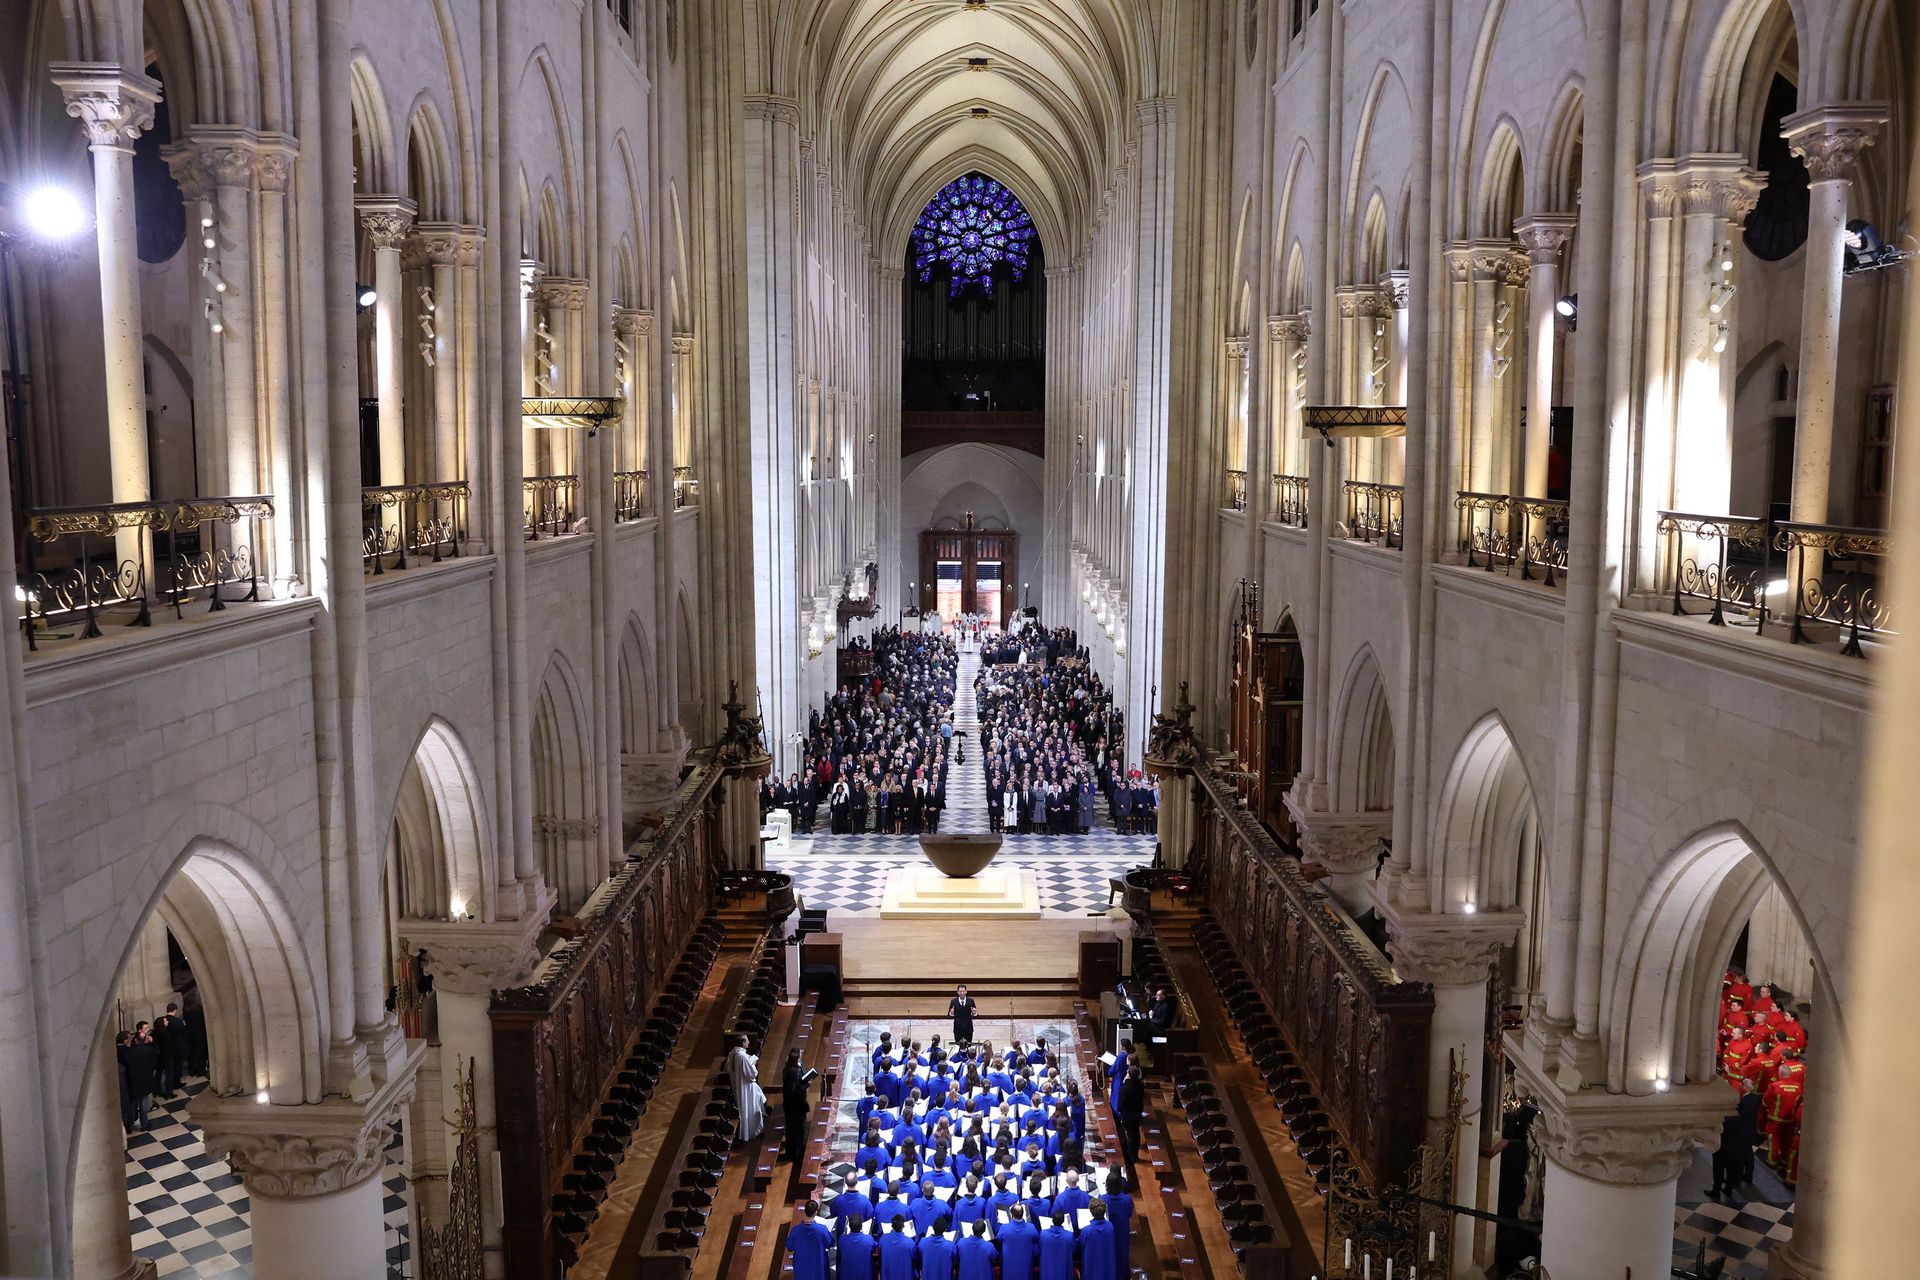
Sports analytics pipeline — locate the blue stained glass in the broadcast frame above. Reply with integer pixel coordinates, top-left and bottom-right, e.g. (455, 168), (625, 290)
(909, 173), (1035, 298)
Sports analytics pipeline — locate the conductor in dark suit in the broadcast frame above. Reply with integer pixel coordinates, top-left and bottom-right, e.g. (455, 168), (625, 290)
(782, 1047), (812, 1162)
(1116, 1064), (1145, 1167)
(948, 984), (978, 1044)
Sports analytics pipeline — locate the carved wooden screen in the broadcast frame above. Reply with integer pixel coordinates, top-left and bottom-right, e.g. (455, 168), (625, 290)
(1261, 620), (1305, 838)
(1192, 764), (1431, 1187)
(492, 763), (725, 1278)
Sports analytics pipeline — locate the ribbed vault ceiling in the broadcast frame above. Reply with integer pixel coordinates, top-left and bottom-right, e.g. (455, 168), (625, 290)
(779, 0), (1153, 262)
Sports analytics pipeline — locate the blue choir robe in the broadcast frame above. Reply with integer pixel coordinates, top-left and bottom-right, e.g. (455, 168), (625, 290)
(951, 1194), (989, 1226)
(1038, 1223), (1078, 1280)
(874, 1198), (913, 1228)
(957, 1233), (997, 1280)
(1078, 1219), (1116, 1280)
(878, 1229), (917, 1280)
(874, 1069), (903, 1108)
(857, 1095), (878, 1132)
(988, 1189), (1020, 1218)
(922, 1167), (959, 1191)
(1019, 1155), (1049, 1180)
(1027, 1048), (1048, 1065)
(954, 1150), (984, 1181)
(967, 1094), (996, 1113)
(1052, 1185), (1090, 1221)
(787, 1219), (833, 1280)
(923, 1105), (954, 1131)
(910, 1198), (947, 1235)
(872, 1043), (895, 1068)
(1021, 1193), (1053, 1223)
(987, 1069), (1015, 1092)
(1068, 1099), (1086, 1138)
(830, 1190), (875, 1231)
(997, 1219), (1040, 1280)
(1108, 1053), (1129, 1112)
(918, 1232), (958, 1280)
(1104, 1190), (1134, 1276)
(838, 1228), (878, 1280)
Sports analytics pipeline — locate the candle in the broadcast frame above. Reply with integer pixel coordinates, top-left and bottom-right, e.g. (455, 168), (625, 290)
(1387, 1262), (1394, 1280)
(1363, 1256), (1372, 1280)
(1428, 1232), (1437, 1262)
(1345, 1240), (1354, 1271)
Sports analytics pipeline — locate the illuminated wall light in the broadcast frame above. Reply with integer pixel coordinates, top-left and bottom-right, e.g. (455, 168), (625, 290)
(1711, 323), (1729, 355)
(255, 1090), (270, 1103)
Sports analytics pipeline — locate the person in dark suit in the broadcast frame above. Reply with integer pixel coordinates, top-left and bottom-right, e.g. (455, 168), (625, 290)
(115, 1031), (136, 1130)
(1146, 987), (1178, 1038)
(1116, 1064), (1145, 1168)
(782, 1047), (813, 1162)
(155, 1002), (189, 1097)
(949, 984), (978, 1045)
(119, 1022), (161, 1132)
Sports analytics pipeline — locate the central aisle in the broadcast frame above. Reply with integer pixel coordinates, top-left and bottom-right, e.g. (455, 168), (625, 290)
(945, 640), (990, 832)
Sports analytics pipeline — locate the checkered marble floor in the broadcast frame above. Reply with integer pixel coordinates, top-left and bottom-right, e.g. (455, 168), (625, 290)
(770, 852), (1145, 918)
(127, 1078), (410, 1277)
(1671, 1148), (1794, 1279)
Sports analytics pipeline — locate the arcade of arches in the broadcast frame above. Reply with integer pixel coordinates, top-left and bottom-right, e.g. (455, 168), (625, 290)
(3, 1), (1920, 1279)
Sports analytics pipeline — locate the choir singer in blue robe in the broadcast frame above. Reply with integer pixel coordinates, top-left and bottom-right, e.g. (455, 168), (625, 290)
(1078, 1200), (1117, 1280)
(957, 1219), (997, 1280)
(878, 1218), (916, 1280)
(997, 1204), (1040, 1280)
(786, 1202), (834, 1280)
(1037, 1213), (1077, 1280)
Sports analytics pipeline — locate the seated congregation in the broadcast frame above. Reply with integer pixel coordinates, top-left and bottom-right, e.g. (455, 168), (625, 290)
(976, 632), (1153, 836)
(787, 1035), (1136, 1280)
(767, 627), (957, 835)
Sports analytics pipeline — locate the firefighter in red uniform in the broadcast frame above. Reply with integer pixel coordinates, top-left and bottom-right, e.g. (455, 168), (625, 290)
(1722, 1013), (1768, 1086)
(1762, 1049), (1807, 1183)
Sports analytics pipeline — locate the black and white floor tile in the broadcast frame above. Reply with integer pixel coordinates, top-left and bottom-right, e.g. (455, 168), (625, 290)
(770, 853), (1143, 918)
(126, 1078), (411, 1278)
(1672, 1147), (1794, 1279)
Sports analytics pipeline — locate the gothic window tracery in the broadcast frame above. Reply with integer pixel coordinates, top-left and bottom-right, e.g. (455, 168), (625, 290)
(910, 173), (1035, 298)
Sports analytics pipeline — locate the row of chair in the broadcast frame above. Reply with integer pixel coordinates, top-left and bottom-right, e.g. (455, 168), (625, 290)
(1127, 933), (1279, 1263)
(1193, 918), (1343, 1193)
(552, 914), (729, 1268)
(648, 925), (791, 1256)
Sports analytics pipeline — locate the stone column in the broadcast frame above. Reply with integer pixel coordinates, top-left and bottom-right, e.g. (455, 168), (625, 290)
(1513, 214), (1577, 507)
(1127, 97), (1176, 764)
(408, 224), (469, 484)
(51, 64), (159, 563)
(613, 308), (650, 480)
(254, 136), (303, 595)
(1782, 105), (1885, 573)
(1465, 242), (1509, 498)
(405, 919), (542, 1279)
(1521, 1083), (1725, 1280)
(743, 96), (803, 775)
(196, 1063), (420, 1280)
(1284, 801), (1389, 918)
(1386, 911), (1519, 1279)
(1272, 315), (1310, 488)
(158, 142), (223, 494)
(200, 129), (265, 498)
(74, 1023), (156, 1280)
(355, 196), (417, 492)
(1381, 273), (1410, 485)
(1672, 158), (1762, 514)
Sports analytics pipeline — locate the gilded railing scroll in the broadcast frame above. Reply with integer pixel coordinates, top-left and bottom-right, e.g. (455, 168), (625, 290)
(1655, 510), (1770, 627)
(17, 494), (273, 649)
(362, 482), (468, 573)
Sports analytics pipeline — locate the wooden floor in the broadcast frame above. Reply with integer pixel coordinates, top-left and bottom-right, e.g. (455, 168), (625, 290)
(574, 915), (1328, 1280)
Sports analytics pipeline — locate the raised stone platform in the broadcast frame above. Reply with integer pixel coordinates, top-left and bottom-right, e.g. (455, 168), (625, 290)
(879, 864), (1041, 919)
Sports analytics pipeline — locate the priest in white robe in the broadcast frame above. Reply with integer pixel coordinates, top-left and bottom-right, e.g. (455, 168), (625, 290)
(728, 1035), (767, 1144)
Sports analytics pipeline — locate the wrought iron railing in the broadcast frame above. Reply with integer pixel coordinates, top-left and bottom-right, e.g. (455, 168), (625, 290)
(1654, 511), (1892, 656)
(1225, 468), (1248, 512)
(1774, 521), (1892, 656)
(362, 482), (468, 574)
(1271, 473), (1309, 529)
(1454, 491), (1570, 587)
(524, 474), (578, 539)
(1654, 510), (1771, 627)
(671, 465), (698, 509)
(1344, 481), (1403, 548)
(614, 469), (650, 522)
(17, 495), (273, 649)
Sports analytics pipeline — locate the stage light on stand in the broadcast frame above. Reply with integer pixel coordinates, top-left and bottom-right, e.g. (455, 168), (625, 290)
(20, 184), (90, 242)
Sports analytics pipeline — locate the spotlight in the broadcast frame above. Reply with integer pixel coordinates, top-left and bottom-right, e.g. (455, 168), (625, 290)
(1554, 294), (1577, 319)
(19, 184), (89, 241)
(357, 285), (378, 308)
(1711, 323), (1729, 354)
(1842, 219), (1914, 274)
(1708, 281), (1736, 315)
(1717, 242), (1735, 273)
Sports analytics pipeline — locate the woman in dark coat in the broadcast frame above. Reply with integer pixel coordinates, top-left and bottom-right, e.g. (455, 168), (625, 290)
(1076, 782), (1096, 835)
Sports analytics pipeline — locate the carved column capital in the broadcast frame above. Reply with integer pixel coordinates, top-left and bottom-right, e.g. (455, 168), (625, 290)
(194, 126), (264, 190)
(533, 277), (590, 311)
(744, 93), (801, 126)
(194, 1058), (420, 1199)
(671, 333), (696, 356)
(254, 133), (299, 192)
(1380, 268), (1411, 310)
(403, 915), (546, 997)
(1270, 312), (1311, 342)
(1382, 909), (1522, 988)
(50, 63), (161, 151)
(1513, 212), (1578, 262)
(612, 305), (651, 337)
(1224, 336), (1250, 361)
(405, 221), (486, 269)
(1513, 1069), (1729, 1187)
(1782, 103), (1888, 182)
(159, 141), (211, 202)
(1674, 156), (1764, 223)
(1283, 797), (1390, 876)
(354, 194), (418, 249)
